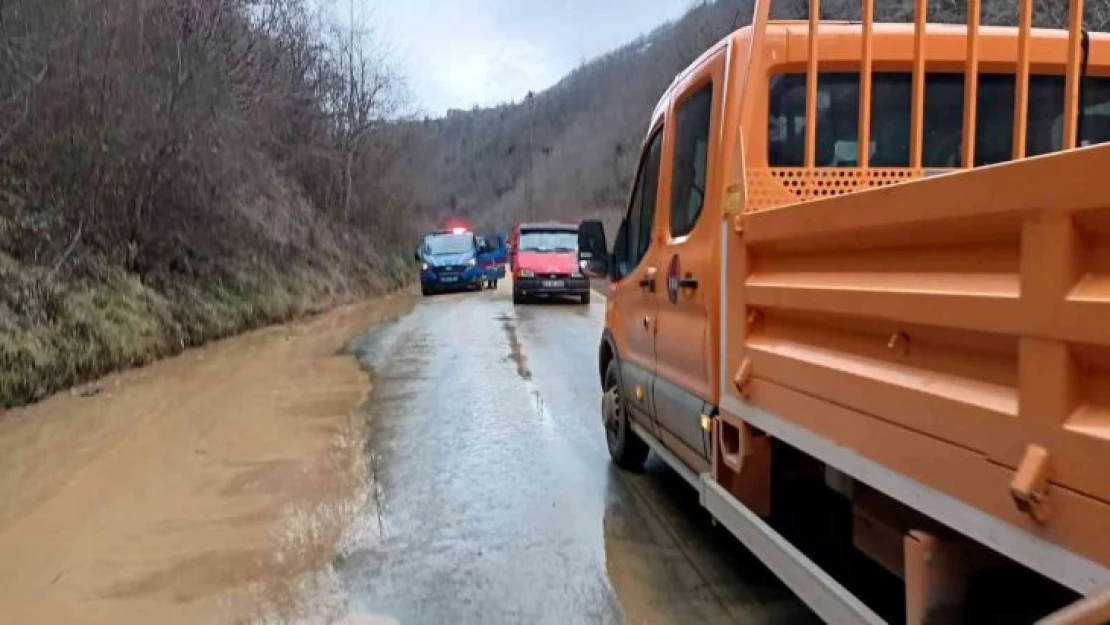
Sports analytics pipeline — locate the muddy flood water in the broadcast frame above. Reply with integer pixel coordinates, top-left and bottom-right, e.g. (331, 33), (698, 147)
(0, 282), (816, 624)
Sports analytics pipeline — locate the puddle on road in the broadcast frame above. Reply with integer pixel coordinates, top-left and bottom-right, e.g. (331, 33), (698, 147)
(497, 313), (532, 381)
(225, 411), (381, 625)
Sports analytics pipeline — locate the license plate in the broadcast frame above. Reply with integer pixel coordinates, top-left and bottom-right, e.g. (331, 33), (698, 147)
(440, 276), (458, 283)
(541, 280), (564, 288)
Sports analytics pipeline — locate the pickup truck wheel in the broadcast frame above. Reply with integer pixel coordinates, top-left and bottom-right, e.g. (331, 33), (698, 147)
(603, 361), (648, 470)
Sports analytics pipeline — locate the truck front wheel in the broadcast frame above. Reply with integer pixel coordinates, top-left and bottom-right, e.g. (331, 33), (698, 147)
(603, 361), (648, 470)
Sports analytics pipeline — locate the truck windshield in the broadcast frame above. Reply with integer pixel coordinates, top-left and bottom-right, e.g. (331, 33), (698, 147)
(518, 230), (578, 253)
(424, 233), (474, 255)
(769, 72), (1110, 167)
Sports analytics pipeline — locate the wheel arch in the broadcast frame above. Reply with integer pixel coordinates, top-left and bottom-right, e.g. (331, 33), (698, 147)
(598, 330), (619, 388)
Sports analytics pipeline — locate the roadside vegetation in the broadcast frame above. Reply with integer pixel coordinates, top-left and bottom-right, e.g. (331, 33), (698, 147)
(1, 0), (416, 406)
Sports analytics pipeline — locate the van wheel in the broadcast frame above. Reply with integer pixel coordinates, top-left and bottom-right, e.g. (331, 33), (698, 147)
(513, 289), (525, 305)
(580, 291), (591, 305)
(603, 361), (648, 470)
(421, 286), (431, 297)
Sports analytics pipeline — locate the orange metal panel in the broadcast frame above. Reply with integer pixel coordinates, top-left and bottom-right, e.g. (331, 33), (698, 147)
(743, 147), (1110, 247)
(728, 144), (1110, 575)
(738, 379), (1110, 569)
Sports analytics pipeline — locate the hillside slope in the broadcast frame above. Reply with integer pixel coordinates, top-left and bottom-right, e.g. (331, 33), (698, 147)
(398, 0), (1109, 232)
(0, 0), (414, 407)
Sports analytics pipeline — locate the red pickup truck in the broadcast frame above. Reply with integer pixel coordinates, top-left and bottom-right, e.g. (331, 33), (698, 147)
(508, 221), (590, 305)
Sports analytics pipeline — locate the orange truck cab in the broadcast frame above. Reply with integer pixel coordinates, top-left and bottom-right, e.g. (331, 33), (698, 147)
(508, 221), (590, 305)
(578, 2), (1110, 623)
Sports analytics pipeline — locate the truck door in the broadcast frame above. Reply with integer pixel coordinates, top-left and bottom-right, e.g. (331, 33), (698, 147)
(652, 55), (723, 465)
(611, 126), (666, 432)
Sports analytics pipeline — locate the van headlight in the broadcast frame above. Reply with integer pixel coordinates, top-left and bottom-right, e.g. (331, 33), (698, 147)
(468, 258), (477, 267)
(519, 269), (534, 278)
(421, 263), (429, 271)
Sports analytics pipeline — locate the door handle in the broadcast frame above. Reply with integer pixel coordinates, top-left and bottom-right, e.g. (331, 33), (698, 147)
(677, 277), (699, 290)
(639, 267), (657, 292)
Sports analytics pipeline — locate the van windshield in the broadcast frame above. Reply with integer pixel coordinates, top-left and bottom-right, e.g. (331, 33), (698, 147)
(424, 233), (475, 255)
(518, 230), (578, 253)
(769, 72), (1110, 167)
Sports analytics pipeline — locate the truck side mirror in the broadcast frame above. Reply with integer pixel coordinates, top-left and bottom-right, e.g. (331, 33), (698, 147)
(578, 220), (609, 279)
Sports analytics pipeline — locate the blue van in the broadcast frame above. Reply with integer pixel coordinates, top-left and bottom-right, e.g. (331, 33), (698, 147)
(415, 229), (484, 296)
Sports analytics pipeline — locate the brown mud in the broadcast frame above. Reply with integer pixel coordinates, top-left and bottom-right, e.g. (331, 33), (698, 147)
(0, 292), (414, 625)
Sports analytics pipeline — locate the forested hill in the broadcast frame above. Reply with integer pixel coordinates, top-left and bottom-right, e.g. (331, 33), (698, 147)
(396, 0), (1110, 233)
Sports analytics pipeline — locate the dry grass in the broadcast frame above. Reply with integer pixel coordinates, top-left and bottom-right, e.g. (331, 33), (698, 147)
(0, 249), (412, 408)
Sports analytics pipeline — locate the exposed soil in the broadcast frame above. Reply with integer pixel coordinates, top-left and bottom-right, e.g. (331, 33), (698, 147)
(0, 292), (414, 625)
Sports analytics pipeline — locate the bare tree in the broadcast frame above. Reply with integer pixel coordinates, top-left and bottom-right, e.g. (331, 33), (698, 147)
(326, 0), (401, 220)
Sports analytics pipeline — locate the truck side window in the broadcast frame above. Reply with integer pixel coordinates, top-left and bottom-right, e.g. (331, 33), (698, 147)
(617, 128), (664, 277)
(670, 84), (713, 238)
(768, 72), (1110, 168)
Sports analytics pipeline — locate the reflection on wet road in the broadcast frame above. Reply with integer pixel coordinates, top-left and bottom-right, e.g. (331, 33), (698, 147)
(338, 285), (817, 625)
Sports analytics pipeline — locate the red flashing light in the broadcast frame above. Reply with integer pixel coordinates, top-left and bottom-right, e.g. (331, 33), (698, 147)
(444, 218), (473, 234)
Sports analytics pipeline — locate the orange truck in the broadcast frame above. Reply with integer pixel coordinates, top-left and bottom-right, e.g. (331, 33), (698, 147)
(577, 1), (1110, 623)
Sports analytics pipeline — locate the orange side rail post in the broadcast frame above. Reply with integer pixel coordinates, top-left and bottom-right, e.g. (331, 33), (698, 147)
(741, 0), (772, 130)
(910, 0), (927, 169)
(1013, 0), (1034, 159)
(1063, 0), (1085, 149)
(962, 0), (981, 168)
(804, 0), (820, 178)
(858, 0), (874, 170)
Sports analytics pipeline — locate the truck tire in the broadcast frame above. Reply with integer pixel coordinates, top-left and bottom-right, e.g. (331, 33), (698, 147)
(421, 285), (432, 297)
(580, 290), (591, 305)
(603, 360), (648, 470)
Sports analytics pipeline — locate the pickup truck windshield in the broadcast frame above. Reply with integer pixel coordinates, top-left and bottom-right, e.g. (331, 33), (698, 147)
(424, 233), (474, 255)
(518, 230), (577, 253)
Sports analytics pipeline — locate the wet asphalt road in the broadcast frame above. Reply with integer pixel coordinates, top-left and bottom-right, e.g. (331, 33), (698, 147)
(337, 282), (818, 625)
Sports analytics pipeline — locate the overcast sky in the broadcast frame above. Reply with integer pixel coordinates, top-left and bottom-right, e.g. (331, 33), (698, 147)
(366, 0), (691, 116)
